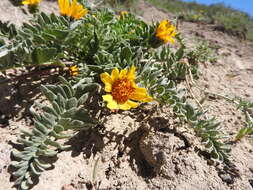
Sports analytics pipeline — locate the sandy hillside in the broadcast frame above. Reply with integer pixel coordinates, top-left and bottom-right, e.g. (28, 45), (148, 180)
(0, 0), (253, 190)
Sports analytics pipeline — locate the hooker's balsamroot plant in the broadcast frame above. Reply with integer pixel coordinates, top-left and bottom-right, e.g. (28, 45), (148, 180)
(1, 1), (250, 189)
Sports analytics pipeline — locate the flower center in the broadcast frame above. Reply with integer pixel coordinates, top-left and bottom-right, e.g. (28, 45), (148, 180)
(111, 78), (134, 104)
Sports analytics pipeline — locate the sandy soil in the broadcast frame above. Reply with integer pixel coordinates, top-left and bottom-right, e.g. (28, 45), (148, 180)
(1, 0), (253, 190)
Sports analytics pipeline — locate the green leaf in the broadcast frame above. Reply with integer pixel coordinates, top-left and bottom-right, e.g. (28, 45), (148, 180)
(14, 175), (25, 186)
(30, 162), (42, 176)
(41, 86), (57, 102)
(34, 120), (49, 134)
(56, 93), (66, 110)
(20, 129), (34, 137)
(58, 76), (71, 88)
(120, 46), (132, 61)
(63, 107), (77, 118)
(58, 118), (71, 128)
(78, 93), (88, 105)
(40, 12), (51, 24)
(26, 176), (34, 185)
(40, 113), (55, 129)
(12, 166), (28, 177)
(11, 161), (29, 169)
(38, 149), (57, 157)
(21, 181), (29, 190)
(41, 32), (56, 41)
(32, 47), (57, 64)
(175, 47), (184, 61)
(32, 128), (45, 138)
(235, 127), (250, 140)
(62, 85), (74, 98)
(66, 97), (78, 109)
(54, 124), (64, 133)
(34, 159), (51, 169)
(52, 101), (62, 114)
(45, 139), (62, 149)
(17, 138), (34, 147)
(50, 131), (72, 139)
(51, 29), (69, 40)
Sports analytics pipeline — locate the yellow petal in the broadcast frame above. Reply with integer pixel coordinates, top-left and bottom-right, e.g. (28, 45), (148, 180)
(119, 69), (127, 79)
(126, 100), (139, 108)
(100, 72), (113, 85)
(102, 94), (118, 110)
(130, 91), (153, 102)
(134, 86), (148, 94)
(58, 0), (69, 15)
(141, 95), (153, 102)
(22, 0), (30, 4)
(169, 38), (175, 44)
(64, 0), (70, 15)
(107, 101), (118, 110)
(118, 102), (131, 110)
(130, 92), (147, 101)
(58, 0), (63, 14)
(103, 94), (113, 102)
(104, 83), (112, 92)
(111, 68), (119, 82)
(127, 65), (136, 81)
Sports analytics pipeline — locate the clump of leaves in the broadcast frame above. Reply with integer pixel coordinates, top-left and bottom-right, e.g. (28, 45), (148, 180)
(187, 40), (218, 65)
(229, 97), (253, 140)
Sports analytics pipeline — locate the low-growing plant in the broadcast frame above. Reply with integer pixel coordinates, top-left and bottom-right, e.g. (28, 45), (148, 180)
(187, 40), (218, 65)
(1, 0), (251, 190)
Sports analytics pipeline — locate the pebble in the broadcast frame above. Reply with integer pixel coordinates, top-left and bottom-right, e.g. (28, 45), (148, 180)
(219, 173), (234, 184)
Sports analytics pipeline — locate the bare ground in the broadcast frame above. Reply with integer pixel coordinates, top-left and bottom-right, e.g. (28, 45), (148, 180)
(1, 0), (253, 190)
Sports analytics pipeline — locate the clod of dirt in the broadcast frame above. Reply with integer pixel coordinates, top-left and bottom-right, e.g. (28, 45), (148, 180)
(139, 132), (185, 174)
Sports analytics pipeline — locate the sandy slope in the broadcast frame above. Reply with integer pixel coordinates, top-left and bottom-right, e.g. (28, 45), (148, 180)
(0, 0), (253, 189)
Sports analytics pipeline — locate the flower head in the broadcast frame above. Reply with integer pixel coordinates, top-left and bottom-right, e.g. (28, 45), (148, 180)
(22, 0), (41, 5)
(69, 65), (78, 76)
(100, 66), (152, 110)
(58, 0), (88, 20)
(119, 11), (128, 19)
(156, 20), (177, 44)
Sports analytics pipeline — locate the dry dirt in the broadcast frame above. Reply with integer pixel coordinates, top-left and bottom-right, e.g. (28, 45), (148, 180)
(1, 0), (253, 190)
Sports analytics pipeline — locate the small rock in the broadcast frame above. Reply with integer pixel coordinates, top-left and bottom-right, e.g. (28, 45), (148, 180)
(219, 173), (234, 184)
(249, 179), (253, 188)
(62, 184), (75, 190)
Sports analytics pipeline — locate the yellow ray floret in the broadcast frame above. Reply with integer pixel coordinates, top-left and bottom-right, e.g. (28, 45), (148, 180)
(100, 66), (153, 110)
(22, 0), (41, 5)
(58, 0), (88, 20)
(156, 20), (177, 44)
(69, 65), (78, 76)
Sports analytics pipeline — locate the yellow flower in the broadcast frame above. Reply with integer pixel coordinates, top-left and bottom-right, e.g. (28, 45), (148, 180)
(119, 11), (128, 18)
(69, 65), (78, 76)
(156, 20), (177, 44)
(58, 0), (88, 20)
(22, 0), (41, 5)
(100, 66), (153, 110)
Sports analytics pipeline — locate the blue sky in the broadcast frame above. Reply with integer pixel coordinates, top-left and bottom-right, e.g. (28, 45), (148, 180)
(182, 0), (253, 17)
